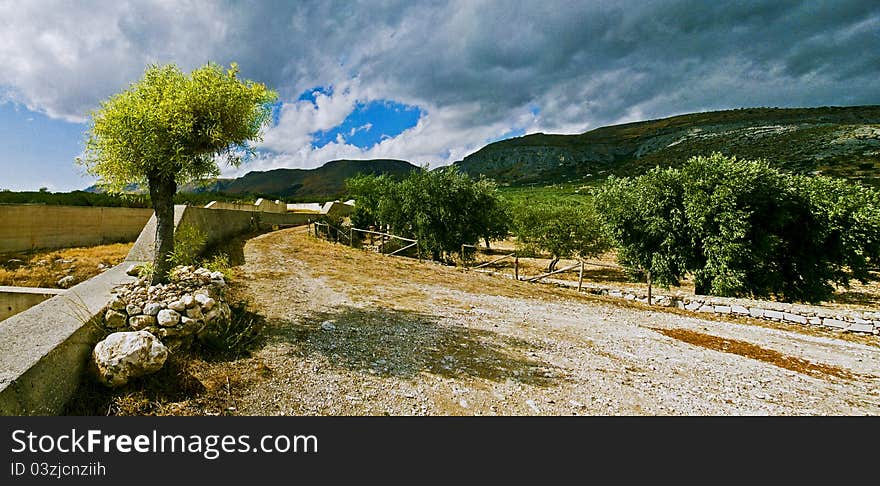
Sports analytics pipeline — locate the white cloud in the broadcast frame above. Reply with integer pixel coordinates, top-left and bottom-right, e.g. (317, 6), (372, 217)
(0, 0), (230, 121)
(1, 0), (878, 184)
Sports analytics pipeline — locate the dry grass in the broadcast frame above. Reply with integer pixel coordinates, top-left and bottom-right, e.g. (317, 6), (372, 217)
(65, 351), (251, 416)
(0, 243), (132, 288)
(257, 227), (619, 313)
(307, 229), (879, 347)
(472, 240), (880, 311)
(654, 327), (860, 381)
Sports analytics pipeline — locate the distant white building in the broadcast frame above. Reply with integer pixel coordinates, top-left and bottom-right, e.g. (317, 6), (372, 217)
(286, 199), (355, 218)
(285, 203), (323, 213)
(207, 199), (355, 218)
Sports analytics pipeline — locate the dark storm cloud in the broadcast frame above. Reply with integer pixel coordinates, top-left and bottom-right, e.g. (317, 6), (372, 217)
(2, 0), (878, 132)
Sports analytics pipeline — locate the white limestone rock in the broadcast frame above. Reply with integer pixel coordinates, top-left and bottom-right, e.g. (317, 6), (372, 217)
(92, 331), (168, 387)
(143, 302), (163, 316)
(168, 300), (187, 312)
(129, 314), (157, 331)
(157, 309), (181, 327)
(194, 293), (215, 310)
(186, 306), (203, 320)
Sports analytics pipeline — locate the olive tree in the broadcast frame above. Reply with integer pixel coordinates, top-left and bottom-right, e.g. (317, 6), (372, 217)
(511, 199), (610, 272)
(78, 63), (277, 282)
(346, 167), (510, 261)
(596, 153), (880, 302)
(594, 168), (693, 287)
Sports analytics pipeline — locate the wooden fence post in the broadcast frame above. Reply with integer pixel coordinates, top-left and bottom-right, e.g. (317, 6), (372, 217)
(462, 244), (467, 269)
(647, 269), (652, 306)
(578, 260), (584, 292)
(350, 227), (354, 248)
(514, 255), (519, 280)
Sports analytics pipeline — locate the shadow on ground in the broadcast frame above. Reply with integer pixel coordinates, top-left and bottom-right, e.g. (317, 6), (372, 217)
(827, 290), (880, 309)
(205, 229), (270, 266)
(261, 305), (565, 387)
(65, 354), (208, 416)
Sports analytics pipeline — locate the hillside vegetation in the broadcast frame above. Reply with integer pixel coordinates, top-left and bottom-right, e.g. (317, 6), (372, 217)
(76, 159), (420, 205)
(184, 159), (420, 200)
(455, 106), (880, 187)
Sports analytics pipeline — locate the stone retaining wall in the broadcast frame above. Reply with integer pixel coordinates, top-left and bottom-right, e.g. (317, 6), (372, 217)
(579, 282), (880, 335)
(474, 269), (880, 335)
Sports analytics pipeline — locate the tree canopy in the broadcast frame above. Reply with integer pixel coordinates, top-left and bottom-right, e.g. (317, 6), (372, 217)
(595, 153), (880, 302)
(79, 63), (277, 191)
(346, 167), (510, 261)
(511, 199), (610, 271)
(78, 62), (277, 282)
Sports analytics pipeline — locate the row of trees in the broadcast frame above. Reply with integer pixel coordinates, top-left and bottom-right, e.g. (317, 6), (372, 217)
(595, 153), (880, 302)
(347, 153), (880, 303)
(77, 63), (879, 303)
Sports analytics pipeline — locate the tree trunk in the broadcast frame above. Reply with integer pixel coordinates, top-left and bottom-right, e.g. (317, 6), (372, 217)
(148, 173), (177, 284)
(547, 256), (560, 273)
(694, 279), (709, 296)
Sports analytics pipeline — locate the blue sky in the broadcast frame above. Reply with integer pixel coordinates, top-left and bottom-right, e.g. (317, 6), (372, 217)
(311, 100), (422, 149)
(1, 1), (878, 191)
(0, 102), (86, 191)
(0, 86), (428, 191)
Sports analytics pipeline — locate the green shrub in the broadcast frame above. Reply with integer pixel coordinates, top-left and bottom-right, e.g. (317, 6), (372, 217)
(136, 262), (156, 281)
(202, 252), (232, 279)
(167, 224), (208, 268)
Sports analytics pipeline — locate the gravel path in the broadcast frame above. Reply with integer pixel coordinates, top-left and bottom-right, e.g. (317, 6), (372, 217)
(228, 227), (880, 415)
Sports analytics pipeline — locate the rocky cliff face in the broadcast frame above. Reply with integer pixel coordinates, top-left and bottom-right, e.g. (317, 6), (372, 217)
(455, 106), (880, 186)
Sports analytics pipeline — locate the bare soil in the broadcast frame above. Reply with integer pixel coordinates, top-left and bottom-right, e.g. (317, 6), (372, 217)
(476, 240), (880, 311)
(178, 227), (880, 416)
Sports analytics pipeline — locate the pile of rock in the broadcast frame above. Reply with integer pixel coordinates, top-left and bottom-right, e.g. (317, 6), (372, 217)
(92, 265), (233, 387)
(580, 282), (880, 335)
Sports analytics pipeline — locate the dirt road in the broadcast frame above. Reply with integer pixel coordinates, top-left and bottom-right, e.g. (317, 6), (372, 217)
(225, 227), (880, 415)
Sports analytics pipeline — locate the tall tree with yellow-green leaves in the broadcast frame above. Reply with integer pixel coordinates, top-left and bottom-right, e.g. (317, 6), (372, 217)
(78, 63), (277, 282)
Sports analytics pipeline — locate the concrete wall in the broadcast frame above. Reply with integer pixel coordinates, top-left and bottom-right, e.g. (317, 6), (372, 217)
(126, 205), (312, 261)
(323, 201), (355, 219)
(253, 198), (287, 213)
(204, 201), (257, 212)
(0, 203), (311, 415)
(204, 199), (286, 213)
(0, 286), (66, 322)
(0, 205), (153, 253)
(286, 203), (323, 214)
(0, 263), (141, 415)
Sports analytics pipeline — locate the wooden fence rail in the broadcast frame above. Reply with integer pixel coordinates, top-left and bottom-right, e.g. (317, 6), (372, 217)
(462, 244), (519, 279)
(351, 227), (420, 260)
(474, 252), (516, 270)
